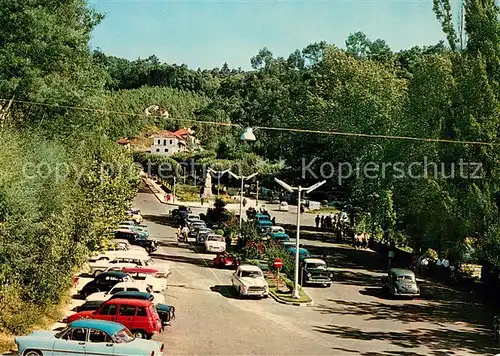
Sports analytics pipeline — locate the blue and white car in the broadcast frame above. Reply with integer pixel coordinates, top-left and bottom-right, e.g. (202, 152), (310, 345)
(15, 319), (164, 356)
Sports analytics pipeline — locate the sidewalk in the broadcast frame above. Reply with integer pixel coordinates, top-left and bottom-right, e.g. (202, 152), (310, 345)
(142, 177), (259, 212)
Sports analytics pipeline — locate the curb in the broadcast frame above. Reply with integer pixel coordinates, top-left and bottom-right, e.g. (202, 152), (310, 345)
(267, 289), (315, 307)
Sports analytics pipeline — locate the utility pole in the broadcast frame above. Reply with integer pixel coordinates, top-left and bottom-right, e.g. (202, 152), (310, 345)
(172, 176), (176, 203)
(256, 180), (259, 208)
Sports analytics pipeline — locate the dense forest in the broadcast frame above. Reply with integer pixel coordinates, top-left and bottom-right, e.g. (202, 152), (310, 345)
(0, 0), (498, 344)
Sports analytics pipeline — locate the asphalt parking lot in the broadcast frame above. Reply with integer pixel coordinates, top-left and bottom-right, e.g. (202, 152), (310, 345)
(134, 188), (498, 356)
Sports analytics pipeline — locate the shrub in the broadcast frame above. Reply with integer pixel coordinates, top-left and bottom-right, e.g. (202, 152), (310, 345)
(265, 242), (294, 276)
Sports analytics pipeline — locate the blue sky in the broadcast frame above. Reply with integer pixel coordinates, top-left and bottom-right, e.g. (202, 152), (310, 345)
(88, 0), (447, 70)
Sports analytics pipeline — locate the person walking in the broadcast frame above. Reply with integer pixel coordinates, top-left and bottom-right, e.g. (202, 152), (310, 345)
(320, 215), (325, 229)
(181, 225), (189, 242)
(315, 215), (320, 229)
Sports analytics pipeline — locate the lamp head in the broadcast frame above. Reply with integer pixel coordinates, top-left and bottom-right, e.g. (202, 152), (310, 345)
(240, 127), (256, 142)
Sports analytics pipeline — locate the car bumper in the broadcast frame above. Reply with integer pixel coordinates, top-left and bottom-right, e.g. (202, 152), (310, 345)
(241, 290), (268, 297)
(393, 291), (420, 296)
(206, 247), (225, 253)
(305, 279), (332, 284)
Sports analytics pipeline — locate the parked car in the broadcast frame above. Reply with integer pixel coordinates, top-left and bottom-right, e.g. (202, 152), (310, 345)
(269, 232), (291, 242)
(213, 252), (240, 269)
(76, 292), (175, 328)
(88, 248), (149, 266)
(300, 258), (334, 287)
(122, 267), (168, 292)
(79, 271), (132, 298)
(15, 319), (164, 356)
(204, 234), (226, 253)
(118, 224), (149, 235)
(254, 213), (270, 222)
(196, 228), (213, 244)
(188, 221), (207, 237)
(185, 214), (201, 223)
(257, 220), (273, 232)
(126, 209), (143, 224)
(288, 247), (312, 261)
(263, 226), (286, 234)
(282, 241), (295, 250)
(89, 255), (152, 276)
(382, 268), (420, 298)
(231, 264), (269, 298)
(170, 206), (191, 221)
(64, 298), (162, 339)
(279, 201), (289, 211)
(86, 281), (165, 304)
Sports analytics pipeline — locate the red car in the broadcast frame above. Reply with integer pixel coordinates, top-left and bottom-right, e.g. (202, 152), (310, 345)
(64, 298), (162, 339)
(213, 252), (240, 269)
(122, 267), (161, 278)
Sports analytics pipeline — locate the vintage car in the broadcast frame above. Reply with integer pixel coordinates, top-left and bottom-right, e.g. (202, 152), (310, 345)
(257, 220), (273, 233)
(213, 252), (240, 269)
(188, 221), (207, 237)
(64, 299), (162, 339)
(196, 228), (213, 244)
(254, 213), (270, 222)
(263, 226), (286, 234)
(126, 209), (143, 224)
(204, 234), (226, 253)
(231, 264), (269, 298)
(79, 271), (132, 298)
(15, 320), (163, 356)
(279, 201), (289, 211)
(300, 258), (334, 286)
(170, 206), (191, 221)
(88, 248), (149, 265)
(185, 214), (201, 224)
(122, 267), (167, 292)
(85, 281), (166, 304)
(288, 247), (312, 261)
(269, 232), (291, 242)
(77, 291), (175, 328)
(382, 268), (420, 297)
(118, 224), (149, 235)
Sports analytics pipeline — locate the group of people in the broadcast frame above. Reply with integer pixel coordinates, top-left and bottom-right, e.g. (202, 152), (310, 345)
(314, 212), (351, 240)
(176, 225), (189, 242)
(353, 232), (372, 249)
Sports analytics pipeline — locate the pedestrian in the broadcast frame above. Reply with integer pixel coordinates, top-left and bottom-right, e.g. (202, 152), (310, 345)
(176, 226), (181, 241)
(271, 217), (276, 225)
(243, 198), (247, 207)
(181, 226), (189, 242)
(315, 215), (320, 228)
(300, 204), (305, 214)
(320, 216), (325, 229)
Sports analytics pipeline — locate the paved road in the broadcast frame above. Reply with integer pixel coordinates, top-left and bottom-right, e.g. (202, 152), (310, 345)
(137, 186), (498, 356)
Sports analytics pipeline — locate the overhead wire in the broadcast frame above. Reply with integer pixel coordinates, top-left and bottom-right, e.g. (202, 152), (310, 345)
(1, 97), (499, 147)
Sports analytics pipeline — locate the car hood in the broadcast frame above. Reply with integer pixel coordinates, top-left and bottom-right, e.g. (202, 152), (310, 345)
(305, 268), (330, 274)
(22, 330), (57, 339)
(206, 241), (225, 247)
(240, 277), (268, 287)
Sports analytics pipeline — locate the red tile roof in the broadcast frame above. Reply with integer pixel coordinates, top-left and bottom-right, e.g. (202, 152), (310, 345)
(116, 138), (129, 144)
(174, 128), (190, 137)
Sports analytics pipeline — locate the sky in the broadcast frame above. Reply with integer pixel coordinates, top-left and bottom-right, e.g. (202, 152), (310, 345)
(88, 0), (448, 70)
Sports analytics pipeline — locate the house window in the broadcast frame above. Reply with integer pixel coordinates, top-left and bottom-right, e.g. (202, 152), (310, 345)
(163, 139), (166, 145)
(170, 139), (173, 145)
(156, 148), (160, 152)
(157, 139), (160, 145)
(165, 148), (168, 152)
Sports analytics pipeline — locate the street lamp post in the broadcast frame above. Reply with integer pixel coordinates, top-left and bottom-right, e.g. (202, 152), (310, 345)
(274, 178), (326, 299)
(229, 171), (258, 228)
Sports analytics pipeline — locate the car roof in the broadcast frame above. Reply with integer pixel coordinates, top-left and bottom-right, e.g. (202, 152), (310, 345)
(100, 271), (127, 278)
(122, 267), (158, 274)
(304, 258), (326, 264)
(70, 319), (124, 335)
(238, 264), (262, 272)
(111, 291), (152, 299)
(289, 247), (310, 254)
(103, 298), (152, 306)
(390, 268), (415, 276)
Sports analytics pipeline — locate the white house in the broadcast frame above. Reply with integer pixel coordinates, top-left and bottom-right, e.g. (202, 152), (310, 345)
(150, 130), (187, 156)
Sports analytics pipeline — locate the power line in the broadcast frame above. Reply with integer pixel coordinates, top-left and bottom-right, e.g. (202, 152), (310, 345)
(1, 97), (499, 147)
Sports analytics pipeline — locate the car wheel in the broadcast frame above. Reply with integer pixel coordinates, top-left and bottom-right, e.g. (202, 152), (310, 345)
(24, 350), (43, 356)
(132, 330), (148, 339)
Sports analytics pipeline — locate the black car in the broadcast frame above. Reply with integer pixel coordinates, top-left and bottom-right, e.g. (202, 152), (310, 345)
(114, 230), (157, 253)
(75, 300), (103, 312)
(300, 258), (334, 287)
(79, 271), (130, 298)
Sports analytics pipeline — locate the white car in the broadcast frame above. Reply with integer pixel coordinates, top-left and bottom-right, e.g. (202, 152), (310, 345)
(85, 281), (165, 304)
(279, 201), (289, 211)
(186, 214), (201, 223)
(89, 256), (169, 277)
(101, 266), (167, 293)
(204, 234), (226, 253)
(87, 249), (149, 267)
(231, 265), (269, 298)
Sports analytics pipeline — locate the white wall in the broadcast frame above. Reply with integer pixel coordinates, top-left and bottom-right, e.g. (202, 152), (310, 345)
(150, 136), (186, 156)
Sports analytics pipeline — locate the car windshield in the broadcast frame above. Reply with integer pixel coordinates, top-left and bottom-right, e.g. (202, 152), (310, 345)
(306, 262), (326, 270)
(208, 236), (224, 242)
(241, 270), (262, 278)
(112, 328), (135, 343)
(397, 275), (414, 281)
(55, 326), (69, 339)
